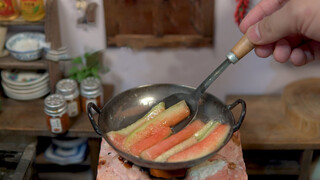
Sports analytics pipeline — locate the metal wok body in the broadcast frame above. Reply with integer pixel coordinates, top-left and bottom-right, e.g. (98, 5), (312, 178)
(88, 84), (246, 170)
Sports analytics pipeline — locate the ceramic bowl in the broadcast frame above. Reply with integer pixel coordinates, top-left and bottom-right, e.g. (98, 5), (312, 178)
(5, 32), (45, 61)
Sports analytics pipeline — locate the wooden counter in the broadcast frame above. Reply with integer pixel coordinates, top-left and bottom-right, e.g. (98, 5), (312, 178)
(227, 95), (320, 150)
(227, 95), (317, 180)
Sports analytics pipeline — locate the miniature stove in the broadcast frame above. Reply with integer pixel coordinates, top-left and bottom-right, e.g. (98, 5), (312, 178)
(97, 131), (247, 180)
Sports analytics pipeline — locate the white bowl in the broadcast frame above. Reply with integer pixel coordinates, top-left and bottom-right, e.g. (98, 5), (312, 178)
(5, 32), (45, 61)
(1, 70), (49, 87)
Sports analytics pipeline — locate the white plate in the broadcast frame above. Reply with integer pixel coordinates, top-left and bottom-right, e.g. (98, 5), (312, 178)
(4, 78), (49, 90)
(1, 70), (49, 87)
(4, 86), (50, 101)
(2, 80), (50, 94)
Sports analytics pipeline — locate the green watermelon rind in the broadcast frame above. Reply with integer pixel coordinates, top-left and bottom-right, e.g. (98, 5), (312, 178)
(115, 102), (165, 136)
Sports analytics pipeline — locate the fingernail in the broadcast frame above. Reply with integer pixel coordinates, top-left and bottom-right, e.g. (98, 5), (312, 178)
(247, 23), (261, 42)
(304, 50), (314, 62)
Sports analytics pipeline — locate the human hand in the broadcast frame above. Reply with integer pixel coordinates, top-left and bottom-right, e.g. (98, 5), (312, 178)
(239, 0), (320, 66)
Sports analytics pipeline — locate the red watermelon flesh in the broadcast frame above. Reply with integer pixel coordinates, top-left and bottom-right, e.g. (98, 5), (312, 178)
(106, 132), (126, 151)
(106, 102), (165, 151)
(153, 120), (217, 162)
(155, 136), (198, 162)
(167, 124), (230, 162)
(140, 119), (205, 161)
(130, 127), (172, 156)
(124, 100), (190, 150)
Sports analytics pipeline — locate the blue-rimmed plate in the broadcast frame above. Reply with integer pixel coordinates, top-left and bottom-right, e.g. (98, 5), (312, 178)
(1, 69), (48, 87)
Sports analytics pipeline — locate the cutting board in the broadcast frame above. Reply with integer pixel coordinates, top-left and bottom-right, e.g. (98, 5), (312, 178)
(282, 78), (320, 137)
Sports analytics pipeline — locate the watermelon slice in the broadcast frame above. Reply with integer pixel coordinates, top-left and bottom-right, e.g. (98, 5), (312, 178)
(167, 123), (230, 162)
(140, 119), (205, 161)
(124, 100), (190, 150)
(193, 120), (217, 141)
(106, 102), (165, 150)
(106, 132), (126, 151)
(115, 102), (165, 135)
(154, 120), (218, 162)
(130, 127), (172, 156)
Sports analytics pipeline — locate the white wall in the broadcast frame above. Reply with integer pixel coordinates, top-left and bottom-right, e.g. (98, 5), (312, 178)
(58, 0), (320, 101)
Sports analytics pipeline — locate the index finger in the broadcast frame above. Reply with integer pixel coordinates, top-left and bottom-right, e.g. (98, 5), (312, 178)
(239, 0), (288, 33)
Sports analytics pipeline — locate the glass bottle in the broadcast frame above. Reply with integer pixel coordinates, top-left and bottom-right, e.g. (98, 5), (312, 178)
(80, 77), (103, 113)
(44, 94), (70, 135)
(20, 0), (45, 21)
(0, 0), (19, 21)
(56, 79), (81, 118)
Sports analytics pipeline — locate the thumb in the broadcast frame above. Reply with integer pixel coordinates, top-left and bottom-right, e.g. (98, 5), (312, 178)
(246, 2), (296, 45)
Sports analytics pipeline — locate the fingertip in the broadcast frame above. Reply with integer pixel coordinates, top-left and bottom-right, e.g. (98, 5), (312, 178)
(246, 23), (261, 43)
(273, 39), (291, 63)
(239, 22), (248, 34)
(255, 44), (274, 58)
(290, 48), (307, 66)
(304, 50), (314, 63)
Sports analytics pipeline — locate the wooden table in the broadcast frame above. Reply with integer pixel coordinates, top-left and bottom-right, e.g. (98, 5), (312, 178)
(227, 95), (317, 180)
(0, 84), (114, 178)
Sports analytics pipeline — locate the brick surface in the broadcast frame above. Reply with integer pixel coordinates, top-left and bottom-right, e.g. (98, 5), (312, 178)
(97, 131), (247, 180)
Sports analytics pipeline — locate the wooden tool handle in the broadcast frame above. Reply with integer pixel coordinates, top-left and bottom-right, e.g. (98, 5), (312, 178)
(231, 35), (255, 60)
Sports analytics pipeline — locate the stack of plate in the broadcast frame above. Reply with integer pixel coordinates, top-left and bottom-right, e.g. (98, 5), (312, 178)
(1, 70), (50, 101)
(44, 46), (71, 61)
(44, 138), (88, 165)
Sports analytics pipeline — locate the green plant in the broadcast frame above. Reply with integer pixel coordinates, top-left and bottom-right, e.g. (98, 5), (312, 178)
(68, 51), (109, 83)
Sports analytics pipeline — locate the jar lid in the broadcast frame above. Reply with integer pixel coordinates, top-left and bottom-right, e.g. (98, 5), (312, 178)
(56, 79), (79, 99)
(44, 94), (68, 115)
(80, 77), (102, 98)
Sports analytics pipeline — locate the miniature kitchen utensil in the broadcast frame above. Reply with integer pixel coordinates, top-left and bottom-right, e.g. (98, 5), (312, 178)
(162, 35), (254, 132)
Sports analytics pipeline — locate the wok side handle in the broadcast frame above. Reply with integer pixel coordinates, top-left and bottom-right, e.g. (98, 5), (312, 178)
(227, 99), (246, 132)
(87, 102), (102, 136)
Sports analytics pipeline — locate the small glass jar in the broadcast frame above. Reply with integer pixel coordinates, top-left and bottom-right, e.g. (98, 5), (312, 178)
(44, 94), (70, 135)
(80, 77), (103, 113)
(56, 79), (81, 118)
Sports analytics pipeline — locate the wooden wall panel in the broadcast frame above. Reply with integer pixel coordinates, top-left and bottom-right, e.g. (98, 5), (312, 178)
(104, 0), (214, 48)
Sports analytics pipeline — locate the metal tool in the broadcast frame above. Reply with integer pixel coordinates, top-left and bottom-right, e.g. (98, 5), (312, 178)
(162, 35), (254, 133)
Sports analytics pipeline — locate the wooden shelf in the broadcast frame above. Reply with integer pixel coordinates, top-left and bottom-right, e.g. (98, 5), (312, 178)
(0, 16), (44, 26)
(0, 84), (114, 138)
(0, 56), (62, 93)
(0, 56), (48, 70)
